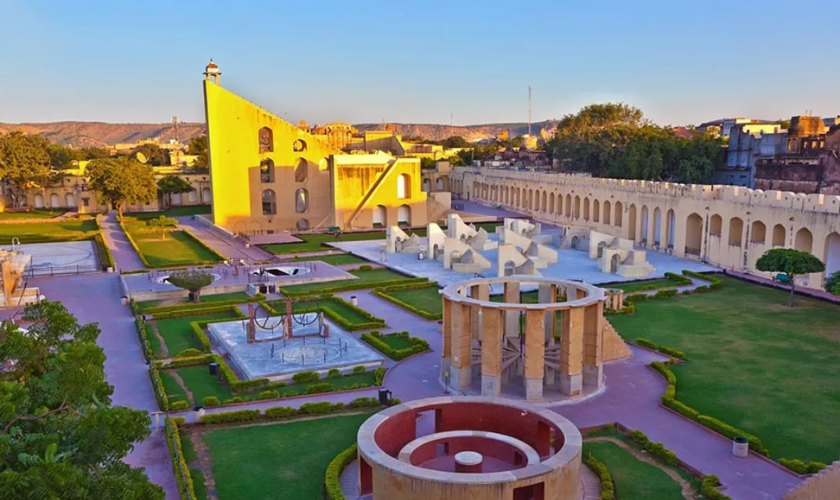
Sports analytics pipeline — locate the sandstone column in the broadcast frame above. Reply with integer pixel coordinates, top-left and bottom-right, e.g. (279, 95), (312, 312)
(441, 297), (452, 378)
(524, 309), (546, 401)
(449, 301), (472, 390)
(560, 307), (584, 397)
(481, 307), (504, 397)
(503, 280), (520, 338)
(582, 302), (604, 389)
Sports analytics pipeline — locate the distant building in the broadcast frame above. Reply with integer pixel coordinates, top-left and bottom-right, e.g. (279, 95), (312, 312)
(697, 117), (779, 139)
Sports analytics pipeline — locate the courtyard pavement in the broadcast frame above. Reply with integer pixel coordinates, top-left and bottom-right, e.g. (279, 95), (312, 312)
(176, 216), (275, 263)
(100, 213), (146, 272)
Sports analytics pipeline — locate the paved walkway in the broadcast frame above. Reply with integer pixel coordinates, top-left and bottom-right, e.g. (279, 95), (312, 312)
(23, 273), (179, 499)
(727, 270), (840, 304)
(99, 213), (146, 272)
(176, 217), (275, 264)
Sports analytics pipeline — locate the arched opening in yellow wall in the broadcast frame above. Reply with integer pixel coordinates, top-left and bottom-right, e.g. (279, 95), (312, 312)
(583, 197), (590, 221)
(260, 159), (275, 183)
(824, 232), (840, 280)
(653, 207), (662, 245)
(295, 188), (309, 213)
(729, 217), (744, 246)
(685, 213), (703, 255)
(262, 189), (277, 215)
(397, 204), (411, 226)
(628, 204), (637, 239)
(573, 196), (580, 218)
(795, 227), (813, 253)
(593, 200), (600, 223)
(373, 205), (386, 227)
(397, 174), (411, 199)
(65, 193), (76, 207)
(750, 221), (766, 244)
(666, 209), (675, 248)
(295, 158), (308, 182)
(259, 127), (274, 153)
(772, 224), (785, 247)
(710, 214), (722, 236)
(603, 201), (611, 225)
(549, 193), (555, 214)
(296, 218), (310, 231)
(614, 201), (623, 227)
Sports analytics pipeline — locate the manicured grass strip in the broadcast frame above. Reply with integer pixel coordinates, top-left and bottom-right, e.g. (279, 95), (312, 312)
(155, 310), (239, 356)
(127, 205), (211, 219)
(203, 413), (371, 500)
(159, 369), (188, 405)
(609, 275), (840, 463)
(0, 218), (99, 244)
(583, 441), (685, 500)
(375, 283), (442, 319)
(267, 296), (387, 331)
(123, 217), (224, 268)
(138, 292), (253, 312)
(279, 268), (414, 296)
(190, 468), (208, 500)
(292, 253), (367, 265)
(361, 331), (431, 360)
(0, 209), (64, 220)
(612, 278), (675, 293)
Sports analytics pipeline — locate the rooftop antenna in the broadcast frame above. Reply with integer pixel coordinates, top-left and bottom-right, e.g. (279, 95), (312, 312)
(527, 86), (532, 137)
(172, 116), (179, 144)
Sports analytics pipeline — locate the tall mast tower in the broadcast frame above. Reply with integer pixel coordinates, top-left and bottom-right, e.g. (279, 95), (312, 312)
(527, 86), (532, 137)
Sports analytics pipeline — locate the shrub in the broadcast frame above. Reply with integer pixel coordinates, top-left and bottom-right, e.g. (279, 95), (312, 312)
(778, 458), (827, 474)
(325, 444), (357, 500)
(583, 453), (614, 500)
(164, 417), (197, 500)
(281, 391), (298, 398)
(200, 409), (262, 424)
(298, 402), (344, 415)
(664, 272), (692, 286)
(374, 367), (386, 386)
(145, 299), (257, 316)
(149, 365), (168, 411)
(158, 354), (213, 369)
(170, 400), (190, 411)
(682, 270), (723, 289)
(700, 475), (732, 500)
(292, 371), (320, 383)
(605, 304), (635, 316)
(357, 265), (373, 271)
(352, 365), (366, 374)
(635, 338), (685, 359)
(189, 321), (212, 353)
(304, 383), (334, 395)
(627, 429), (680, 466)
(258, 390), (280, 400)
(654, 289), (677, 299)
(92, 232), (116, 272)
(347, 397), (381, 409)
(223, 396), (247, 405)
(264, 406), (296, 419)
(280, 277), (429, 298)
(176, 347), (203, 358)
(202, 396), (221, 407)
(327, 368), (341, 379)
(135, 318), (153, 362)
(371, 282), (443, 320)
(361, 331), (431, 360)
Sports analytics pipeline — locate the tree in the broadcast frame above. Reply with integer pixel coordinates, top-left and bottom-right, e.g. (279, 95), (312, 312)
(166, 269), (214, 302)
(776, 118), (792, 130)
(79, 146), (111, 160)
(0, 131), (57, 207)
(146, 215), (178, 240)
(87, 157), (157, 220)
(825, 271), (840, 296)
(442, 136), (469, 148)
(188, 135), (208, 172)
(755, 248), (825, 307)
(157, 174), (194, 208)
(419, 157), (437, 170)
(0, 300), (164, 499)
(47, 144), (82, 170)
(132, 143), (169, 166)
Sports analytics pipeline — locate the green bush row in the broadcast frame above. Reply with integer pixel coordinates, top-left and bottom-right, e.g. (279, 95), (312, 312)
(135, 317), (153, 362)
(777, 458), (827, 475)
(149, 364), (169, 411)
(151, 304), (244, 320)
(361, 331), (431, 360)
(164, 417), (197, 500)
(145, 296), (259, 316)
(628, 429), (680, 466)
(372, 283), (442, 320)
(292, 371), (320, 383)
(199, 398), (376, 425)
(583, 452), (614, 500)
(700, 475), (732, 500)
(681, 270), (723, 290)
(170, 400), (190, 410)
(663, 271), (692, 286)
(93, 233), (116, 272)
(635, 338), (685, 359)
(280, 276), (429, 297)
(189, 321), (212, 353)
(650, 361), (770, 457)
(325, 444), (357, 500)
(605, 304), (636, 316)
(155, 354), (214, 369)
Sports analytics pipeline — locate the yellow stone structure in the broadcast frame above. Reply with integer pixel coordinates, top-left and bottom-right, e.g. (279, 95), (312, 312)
(202, 61), (428, 235)
(453, 167), (840, 290)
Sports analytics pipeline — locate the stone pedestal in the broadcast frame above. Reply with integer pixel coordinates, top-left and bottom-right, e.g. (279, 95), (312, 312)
(454, 451), (483, 473)
(559, 372), (582, 396)
(525, 377), (543, 402)
(583, 364), (603, 388)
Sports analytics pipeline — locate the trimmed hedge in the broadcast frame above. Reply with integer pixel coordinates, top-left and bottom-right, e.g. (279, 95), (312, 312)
(170, 400), (189, 411)
(650, 361), (770, 457)
(165, 417), (197, 500)
(778, 458), (827, 475)
(325, 444), (357, 500)
(372, 282), (442, 320)
(155, 354), (214, 369)
(663, 271), (692, 286)
(145, 296), (259, 316)
(361, 331), (431, 360)
(292, 371), (320, 383)
(280, 275), (429, 298)
(628, 429), (680, 466)
(202, 396), (221, 407)
(605, 304), (635, 316)
(583, 452), (615, 500)
(700, 475), (732, 500)
(135, 317), (153, 362)
(151, 304), (244, 320)
(200, 401), (383, 426)
(682, 270), (723, 290)
(149, 365), (168, 411)
(93, 233), (115, 272)
(635, 338), (685, 359)
(200, 409), (262, 425)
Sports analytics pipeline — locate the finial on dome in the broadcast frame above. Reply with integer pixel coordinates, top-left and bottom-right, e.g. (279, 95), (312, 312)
(204, 59), (221, 84)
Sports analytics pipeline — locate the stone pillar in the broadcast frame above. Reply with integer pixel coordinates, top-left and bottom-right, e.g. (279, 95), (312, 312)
(560, 307), (584, 397)
(441, 297), (452, 377)
(285, 298), (294, 339)
(582, 302), (604, 389)
(503, 281), (520, 339)
(247, 303), (256, 343)
(481, 307), (504, 397)
(524, 309), (546, 402)
(449, 301), (472, 390)
(538, 284), (556, 343)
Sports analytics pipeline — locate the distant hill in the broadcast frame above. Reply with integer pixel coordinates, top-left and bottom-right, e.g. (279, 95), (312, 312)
(0, 120), (558, 147)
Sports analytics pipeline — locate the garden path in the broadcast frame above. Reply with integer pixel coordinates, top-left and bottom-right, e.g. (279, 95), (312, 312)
(187, 429), (219, 500)
(99, 212), (145, 271)
(176, 216), (273, 263)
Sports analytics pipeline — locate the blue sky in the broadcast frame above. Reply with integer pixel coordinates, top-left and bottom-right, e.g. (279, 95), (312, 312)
(1, 0), (838, 127)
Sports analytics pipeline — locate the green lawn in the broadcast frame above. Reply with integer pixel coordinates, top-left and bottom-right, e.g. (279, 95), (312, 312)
(611, 278), (676, 293)
(178, 430), (208, 500)
(0, 218), (99, 244)
(292, 253), (368, 266)
(159, 369), (188, 406)
(289, 298), (375, 326)
(0, 209), (64, 220)
(123, 217), (224, 267)
(279, 268), (409, 295)
(127, 205), (211, 219)
(153, 310), (239, 357)
(138, 292), (252, 312)
(609, 276), (840, 462)
(203, 413), (371, 500)
(583, 441), (685, 500)
(173, 365), (377, 404)
(381, 286), (442, 316)
(375, 333), (414, 350)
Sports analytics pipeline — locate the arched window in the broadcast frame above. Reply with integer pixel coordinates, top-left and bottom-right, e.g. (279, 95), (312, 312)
(50, 193), (60, 207)
(751, 221), (766, 244)
(188, 190), (198, 203)
(202, 187), (212, 202)
(295, 188), (309, 213)
(293, 139), (307, 152)
(259, 127), (273, 153)
(422, 178), (431, 192)
(728, 217), (743, 246)
(772, 224), (785, 247)
(65, 193), (76, 207)
(710, 214), (722, 235)
(397, 204), (411, 226)
(296, 219), (310, 231)
(795, 228), (813, 253)
(685, 213), (703, 255)
(373, 205), (386, 227)
(260, 159), (274, 183)
(436, 178), (444, 190)
(262, 189), (276, 215)
(397, 174), (411, 199)
(295, 158), (308, 182)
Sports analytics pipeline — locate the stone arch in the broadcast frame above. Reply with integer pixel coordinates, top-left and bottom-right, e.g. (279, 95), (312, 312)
(614, 201), (623, 227)
(294, 158), (308, 182)
(397, 204), (411, 226)
(795, 227), (813, 253)
(34, 193), (44, 209)
(583, 197), (590, 221)
(565, 194), (572, 216)
(65, 193), (76, 207)
(534, 190), (540, 210)
(50, 193), (60, 207)
(296, 218), (310, 231)
(422, 178), (431, 192)
(258, 126), (273, 153)
(610, 254), (621, 273)
(641, 205), (649, 242)
(593, 200), (600, 223)
(293, 139), (307, 152)
(750, 221), (766, 243)
(685, 213), (702, 255)
(373, 204), (386, 227)
(603, 201), (611, 225)
(549, 193), (555, 214)
(628, 204), (637, 240)
(528, 189), (534, 210)
(397, 174), (411, 199)
(573, 195), (580, 218)
(436, 178), (444, 190)
(260, 159), (274, 183)
(653, 207), (662, 245)
(666, 209), (675, 248)
(295, 188), (309, 213)
(597, 241), (606, 258)
(729, 217), (744, 246)
(541, 191), (547, 212)
(262, 189), (276, 215)
(710, 214), (723, 235)
(188, 190), (198, 203)
(202, 187), (212, 203)
(824, 232), (840, 280)
(772, 224), (785, 247)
